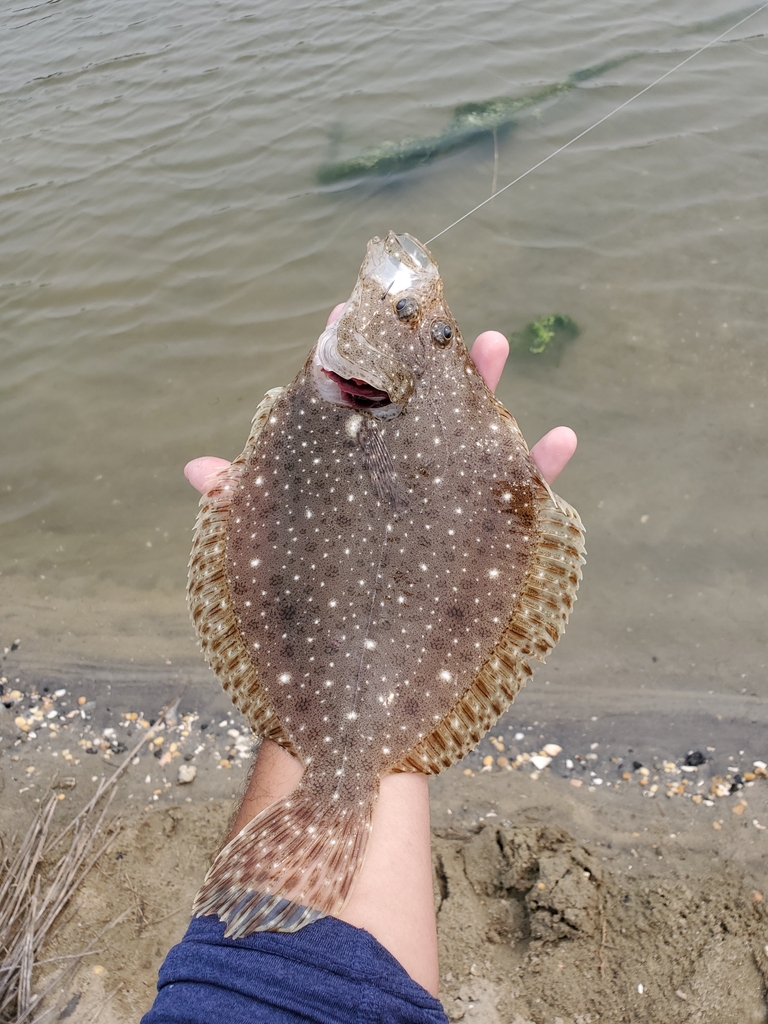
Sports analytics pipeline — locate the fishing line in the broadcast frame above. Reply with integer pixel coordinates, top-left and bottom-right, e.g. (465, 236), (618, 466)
(426, 3), (768, 245)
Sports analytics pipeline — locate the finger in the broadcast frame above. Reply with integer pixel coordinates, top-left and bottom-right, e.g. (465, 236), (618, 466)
(529, 427), (578, 486)
(327, 302), (346, 326)
(470, 331), (509, 394)
(185, 457), (232, 495)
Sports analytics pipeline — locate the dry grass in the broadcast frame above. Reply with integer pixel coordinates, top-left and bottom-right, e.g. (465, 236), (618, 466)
(0, 706), (174, 1022)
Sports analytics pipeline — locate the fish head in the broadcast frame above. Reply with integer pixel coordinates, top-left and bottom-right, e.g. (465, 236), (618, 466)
(312, 232), (461, 419)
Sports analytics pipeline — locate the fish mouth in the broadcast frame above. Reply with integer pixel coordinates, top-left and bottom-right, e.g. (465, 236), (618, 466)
(312, 321), (402, 417)
(321, 369), (393, 411)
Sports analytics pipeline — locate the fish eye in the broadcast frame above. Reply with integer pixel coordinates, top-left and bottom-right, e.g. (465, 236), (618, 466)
(394, 295), (420, 322)
(431, 321), (453, 347)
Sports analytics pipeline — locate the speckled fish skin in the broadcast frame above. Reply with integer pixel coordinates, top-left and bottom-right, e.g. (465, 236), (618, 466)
(188, 232), (585, 937)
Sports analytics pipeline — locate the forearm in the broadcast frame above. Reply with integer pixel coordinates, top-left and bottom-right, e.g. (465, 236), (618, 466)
(226, 739), (439, 997)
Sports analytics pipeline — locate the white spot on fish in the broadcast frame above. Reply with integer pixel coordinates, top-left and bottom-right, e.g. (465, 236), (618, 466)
(345, 414), (363, 439)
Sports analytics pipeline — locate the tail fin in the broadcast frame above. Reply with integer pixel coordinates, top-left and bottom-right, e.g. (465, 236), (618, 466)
(193, 775), (376, 937)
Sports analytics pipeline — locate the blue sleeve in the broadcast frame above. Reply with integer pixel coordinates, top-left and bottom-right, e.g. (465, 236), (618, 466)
(141, 915), (449, 1024)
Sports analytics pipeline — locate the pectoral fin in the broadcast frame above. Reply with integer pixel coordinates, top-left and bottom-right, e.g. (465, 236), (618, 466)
(355, 417), (403, 508)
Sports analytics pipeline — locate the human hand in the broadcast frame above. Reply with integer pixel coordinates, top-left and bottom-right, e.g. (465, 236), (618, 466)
(184, 306), (577, 493)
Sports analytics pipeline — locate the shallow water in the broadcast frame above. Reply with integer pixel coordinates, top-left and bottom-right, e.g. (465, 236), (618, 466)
(1, 0), (767, 711)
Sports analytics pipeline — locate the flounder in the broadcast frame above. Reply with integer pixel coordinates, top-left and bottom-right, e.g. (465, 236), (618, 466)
(188, 232), (585, 936)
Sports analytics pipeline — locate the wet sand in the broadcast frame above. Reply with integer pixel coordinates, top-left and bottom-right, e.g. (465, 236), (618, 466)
(2, 662), (767, 1023)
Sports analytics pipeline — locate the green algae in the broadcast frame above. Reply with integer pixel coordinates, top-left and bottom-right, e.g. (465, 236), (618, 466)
(510, 314), (579, 361)
(318, 56), (637, 183)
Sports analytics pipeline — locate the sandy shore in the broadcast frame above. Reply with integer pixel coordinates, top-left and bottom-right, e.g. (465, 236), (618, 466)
(1, 671), (767, 1023)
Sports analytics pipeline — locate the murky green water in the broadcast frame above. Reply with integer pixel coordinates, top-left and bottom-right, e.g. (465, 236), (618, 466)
(2, 0), (766, 709)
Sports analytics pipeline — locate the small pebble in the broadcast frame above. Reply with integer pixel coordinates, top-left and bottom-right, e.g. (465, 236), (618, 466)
(177, 764), (197, 785)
